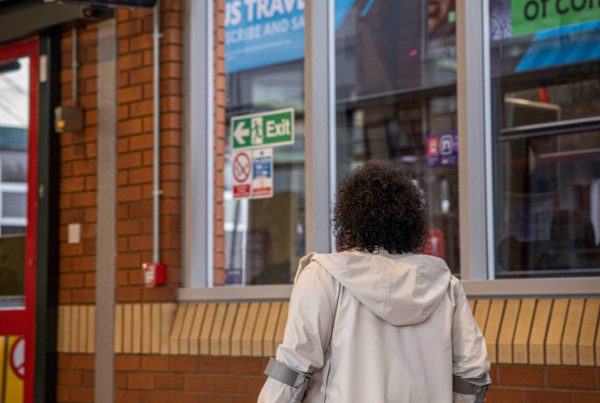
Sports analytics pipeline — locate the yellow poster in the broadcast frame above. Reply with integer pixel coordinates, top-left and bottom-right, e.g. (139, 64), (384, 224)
(0, 335), (25, 403)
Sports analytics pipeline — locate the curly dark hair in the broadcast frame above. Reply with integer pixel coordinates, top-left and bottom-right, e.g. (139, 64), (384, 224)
(334, 160), (428, 254)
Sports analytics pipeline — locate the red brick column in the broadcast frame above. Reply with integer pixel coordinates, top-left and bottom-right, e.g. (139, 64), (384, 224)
(213, 0), (227, 285)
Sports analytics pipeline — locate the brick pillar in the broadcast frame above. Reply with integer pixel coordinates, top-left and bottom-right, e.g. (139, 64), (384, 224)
(213, 0), (227, 285)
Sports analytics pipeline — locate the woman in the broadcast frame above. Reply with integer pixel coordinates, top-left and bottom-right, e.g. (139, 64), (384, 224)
(258, 160), (490, 403)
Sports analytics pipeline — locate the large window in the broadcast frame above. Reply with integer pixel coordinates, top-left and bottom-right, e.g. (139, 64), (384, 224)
(490, 0), (600, 277)
(186, 1), (600, 296)
(335, 0), (460, 273)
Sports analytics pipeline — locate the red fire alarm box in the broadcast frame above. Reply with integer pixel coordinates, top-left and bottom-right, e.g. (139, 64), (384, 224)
(143, 262), (166, 287)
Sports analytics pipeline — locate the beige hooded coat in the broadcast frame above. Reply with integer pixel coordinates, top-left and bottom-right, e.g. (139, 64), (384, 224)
(258, 250), (489, 403)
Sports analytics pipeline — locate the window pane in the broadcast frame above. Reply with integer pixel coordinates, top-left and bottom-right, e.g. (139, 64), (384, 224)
(0, 234), (25, 298)
(490, 1), (600, 277)
(0, 56), (29, 305)
(1, 152), (27, 182)
(2, 192), (27, 218)
(219, 1), (305, 285)
(335, 0), (460, 273)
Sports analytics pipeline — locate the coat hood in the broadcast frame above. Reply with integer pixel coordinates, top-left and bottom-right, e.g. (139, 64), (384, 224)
(303, 251), (451, 326)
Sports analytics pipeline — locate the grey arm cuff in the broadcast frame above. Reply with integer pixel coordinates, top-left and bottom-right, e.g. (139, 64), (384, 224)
(453, 374), (491, 403)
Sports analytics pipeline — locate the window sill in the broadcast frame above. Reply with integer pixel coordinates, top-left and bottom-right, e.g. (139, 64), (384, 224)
(177, 277), (600, 302)
(177, 284), (293, 302)
(462, 277), (600, 297)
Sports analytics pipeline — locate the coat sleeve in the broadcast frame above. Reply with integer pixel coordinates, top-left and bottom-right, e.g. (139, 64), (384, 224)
(450, 276), (490, 403)
(258, 263), (337, 403)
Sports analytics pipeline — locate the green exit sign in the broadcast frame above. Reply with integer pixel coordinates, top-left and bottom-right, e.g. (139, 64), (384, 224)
(231, 108), (295, 151)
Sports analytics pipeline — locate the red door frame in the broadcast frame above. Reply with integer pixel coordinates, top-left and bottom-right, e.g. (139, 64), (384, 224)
(0, 38), (39, 403)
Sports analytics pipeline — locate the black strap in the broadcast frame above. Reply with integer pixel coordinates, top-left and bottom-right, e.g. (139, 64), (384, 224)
(453, 373), (491, 396)
(264, 357), (311, 388)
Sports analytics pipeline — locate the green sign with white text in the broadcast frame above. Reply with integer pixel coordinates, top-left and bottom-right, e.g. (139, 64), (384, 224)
(512, 0), (600, 36)
(231, 108), (295, 151)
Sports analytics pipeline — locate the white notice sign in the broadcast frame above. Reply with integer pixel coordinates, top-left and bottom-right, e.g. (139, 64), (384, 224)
(251, 148), (273, 199)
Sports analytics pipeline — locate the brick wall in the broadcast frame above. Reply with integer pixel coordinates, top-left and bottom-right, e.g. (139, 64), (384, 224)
(487, 364), (600, 403)
(115, 0), (183, 303)
(114, 356), (265, 403)
(56, 355), (95, 402)
(56, 1), (184, 401)
(58, 24), (98, 308)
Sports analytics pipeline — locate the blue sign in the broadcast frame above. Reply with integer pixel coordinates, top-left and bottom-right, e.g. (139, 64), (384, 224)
(225, 0), (357, 73)
(225, 0), (305, 73)
(516, 20), (600, 72)
(253, 153), (271, 179)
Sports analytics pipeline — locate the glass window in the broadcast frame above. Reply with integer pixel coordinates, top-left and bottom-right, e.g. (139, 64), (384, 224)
(218, 0), (306, 286)
(335, 0), (460, 273)
(0, 57), (29, 304)
(1, 153), (27, 183)
(2, 192), (26, 218)
(490, 0), (600, 277)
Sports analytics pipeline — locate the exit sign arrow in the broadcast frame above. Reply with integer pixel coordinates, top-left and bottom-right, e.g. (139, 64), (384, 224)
(233, 121), (249, 145)
(231, 108), (295, 151)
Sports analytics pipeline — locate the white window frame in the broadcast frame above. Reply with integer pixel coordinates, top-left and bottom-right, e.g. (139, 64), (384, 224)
(181, 0), (600, 301)
(456, 0), (600, 296)
(181, 0), (335, 301)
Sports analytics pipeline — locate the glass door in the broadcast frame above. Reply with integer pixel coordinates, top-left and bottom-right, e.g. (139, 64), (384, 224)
(0, 39), (39, 403)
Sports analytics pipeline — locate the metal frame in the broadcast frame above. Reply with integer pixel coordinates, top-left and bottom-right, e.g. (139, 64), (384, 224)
(456, 0), (491, 281)
(34, 32), (60, 403)
(183, 0), (335, 297)
(185, 0), (213, 288)
(305, 0), (336, 254)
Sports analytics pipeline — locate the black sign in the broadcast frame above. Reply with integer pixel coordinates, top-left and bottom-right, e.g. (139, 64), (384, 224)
(60, 0), (157, 8)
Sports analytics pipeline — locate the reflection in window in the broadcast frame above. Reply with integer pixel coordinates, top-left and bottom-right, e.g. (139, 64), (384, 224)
(336, 0), (460, 273)
(219, 0), (306, 286)
(0, 57), (28, 304)
(491, 0), (600, 277)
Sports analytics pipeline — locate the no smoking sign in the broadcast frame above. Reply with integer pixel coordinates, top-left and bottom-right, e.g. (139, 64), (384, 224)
(233, 151), (252, 198)
(232, 149), (273, 200)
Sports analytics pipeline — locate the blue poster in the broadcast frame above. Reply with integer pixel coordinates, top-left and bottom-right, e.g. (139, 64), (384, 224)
(225, 0), (305, 73)
(225, 0), (357, 73)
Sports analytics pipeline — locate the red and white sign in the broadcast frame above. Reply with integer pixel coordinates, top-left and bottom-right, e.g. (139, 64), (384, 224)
(10, 337), (25, 380)
(233, 151), (252, 199)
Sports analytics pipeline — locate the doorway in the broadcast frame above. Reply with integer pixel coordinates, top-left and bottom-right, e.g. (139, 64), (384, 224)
(0, 38), (39, 403)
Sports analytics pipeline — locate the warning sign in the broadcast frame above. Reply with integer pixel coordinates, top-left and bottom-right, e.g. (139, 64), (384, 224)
(0, 335), (24, 402)
(233, 151), (252, 198)
(251, 148), (273, 199)
(10, 337), (24, 380)
(232, 148), (274, 200)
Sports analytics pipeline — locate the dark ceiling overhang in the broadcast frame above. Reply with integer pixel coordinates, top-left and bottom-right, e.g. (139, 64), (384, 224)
(0, 0), (112, 45)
